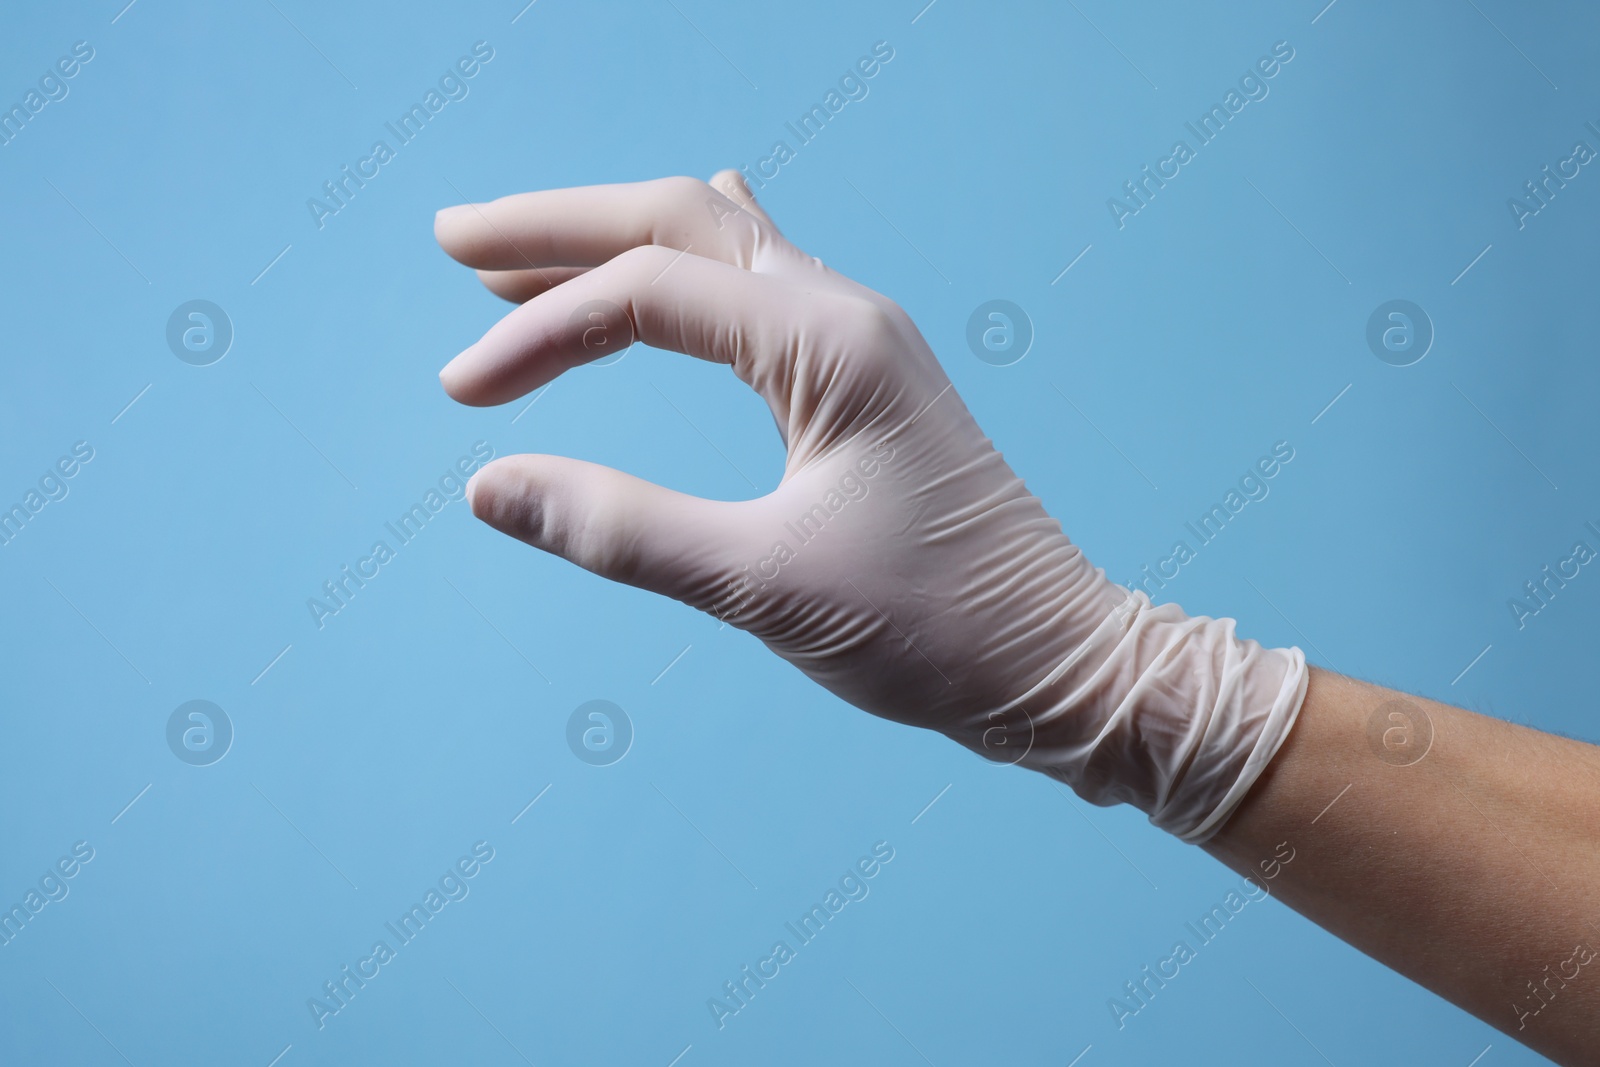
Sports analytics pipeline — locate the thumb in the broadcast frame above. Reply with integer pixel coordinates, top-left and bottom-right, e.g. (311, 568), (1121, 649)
(466, 454), (744, 610)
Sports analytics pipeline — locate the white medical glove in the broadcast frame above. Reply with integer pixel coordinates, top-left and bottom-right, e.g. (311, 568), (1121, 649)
(434, 172), (1307, 843)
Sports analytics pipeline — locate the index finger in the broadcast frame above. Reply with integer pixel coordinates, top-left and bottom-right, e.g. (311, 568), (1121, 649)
(434, 176), (764, 271)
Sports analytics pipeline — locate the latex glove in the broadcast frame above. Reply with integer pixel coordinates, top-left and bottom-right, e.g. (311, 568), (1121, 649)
(434, 171), (1307, 843)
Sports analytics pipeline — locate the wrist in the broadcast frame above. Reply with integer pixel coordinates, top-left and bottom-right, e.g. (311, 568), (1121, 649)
(952, 585), (1309, 843)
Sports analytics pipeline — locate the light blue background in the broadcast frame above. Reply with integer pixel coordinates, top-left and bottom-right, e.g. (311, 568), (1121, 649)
(2, 1), (1596, 1064)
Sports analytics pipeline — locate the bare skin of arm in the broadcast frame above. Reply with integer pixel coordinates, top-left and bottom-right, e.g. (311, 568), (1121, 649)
(1206, 668), (1600, 1066)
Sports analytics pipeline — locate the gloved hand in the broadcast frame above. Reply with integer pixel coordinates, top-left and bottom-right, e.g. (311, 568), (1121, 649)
(434, 171), (1307, 843)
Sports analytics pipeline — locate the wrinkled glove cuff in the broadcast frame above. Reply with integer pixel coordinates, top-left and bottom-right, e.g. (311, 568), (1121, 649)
(957, 587), (1309, 844)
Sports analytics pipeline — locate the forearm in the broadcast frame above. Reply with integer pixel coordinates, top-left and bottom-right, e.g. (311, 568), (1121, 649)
(1205, 668), (1600, 1066)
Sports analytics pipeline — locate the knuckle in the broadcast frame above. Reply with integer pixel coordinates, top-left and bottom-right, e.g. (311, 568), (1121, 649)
(650, 175), (712, 211)
(645, 176), (721, 248)
(840, 296), (901, 347)
(816, 296), (916, 379)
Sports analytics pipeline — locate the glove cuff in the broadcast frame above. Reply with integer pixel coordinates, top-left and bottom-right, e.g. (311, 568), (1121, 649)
(960, 587), (1309, 843)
